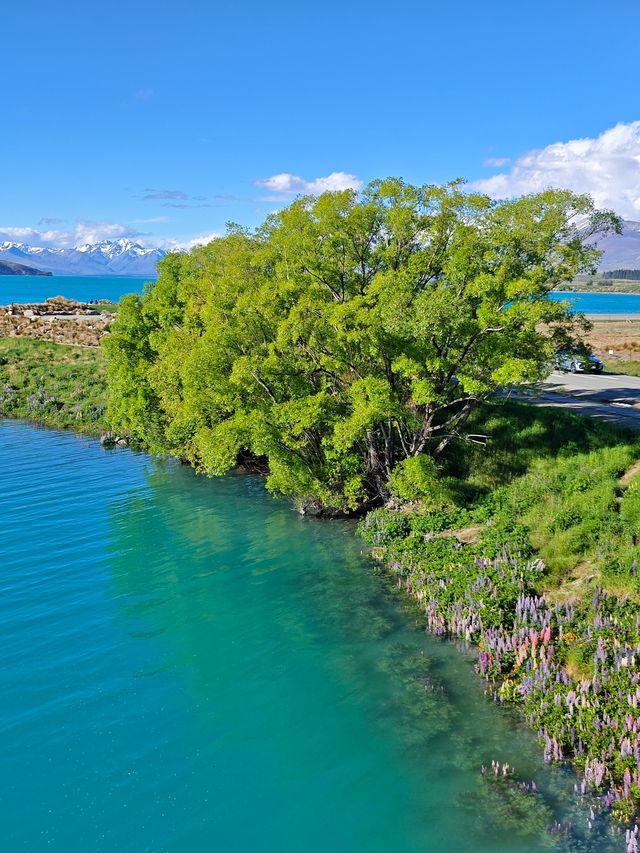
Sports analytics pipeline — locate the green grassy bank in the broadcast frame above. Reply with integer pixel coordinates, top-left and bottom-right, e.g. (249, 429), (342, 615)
(0, 337), (107, 434)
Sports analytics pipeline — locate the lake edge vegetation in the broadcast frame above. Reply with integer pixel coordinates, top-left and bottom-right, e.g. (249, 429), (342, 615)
(0, 337), (107, 434)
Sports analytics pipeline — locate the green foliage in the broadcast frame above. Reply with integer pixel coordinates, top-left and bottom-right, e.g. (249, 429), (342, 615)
(388, 455), (447, 505)
(620, 481), (640, 538)
(104, 178), (619, 511)
(358, 509), (411, 546)
(0, 337), (107, 433)
(492, 445), (639, 585)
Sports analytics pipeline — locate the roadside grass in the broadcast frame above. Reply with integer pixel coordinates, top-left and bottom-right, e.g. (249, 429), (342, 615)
(444, 399), (632, 499)
(604, 359), (640, 376)
(483, 443), (640, 593)
(0, 337), (107, 433)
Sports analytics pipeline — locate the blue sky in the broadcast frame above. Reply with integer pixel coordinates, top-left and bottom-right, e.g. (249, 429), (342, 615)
(3, 0), (640, 248)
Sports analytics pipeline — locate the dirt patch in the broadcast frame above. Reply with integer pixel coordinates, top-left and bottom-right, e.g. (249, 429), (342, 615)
(547, 561), (599, 604)
(619, 460), (640, 487)
(586, 318), (640, 361)
(442, 524), (485, 545)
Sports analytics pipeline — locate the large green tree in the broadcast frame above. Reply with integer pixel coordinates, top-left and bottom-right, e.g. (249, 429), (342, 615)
(103, 179), (619, 512)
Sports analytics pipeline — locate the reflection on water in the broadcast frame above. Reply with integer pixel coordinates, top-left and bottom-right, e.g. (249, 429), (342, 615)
(0, 422), (623, 851)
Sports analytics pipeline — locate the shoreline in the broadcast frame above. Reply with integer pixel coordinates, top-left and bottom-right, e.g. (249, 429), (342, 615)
(586, 313), (640, 321)
(557, 290), (640, 298)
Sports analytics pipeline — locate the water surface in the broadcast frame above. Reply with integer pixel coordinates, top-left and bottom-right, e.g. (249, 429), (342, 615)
(551, 290), (640, 314)
(0, 274), (147, 304)
(0, 422), (622, 851)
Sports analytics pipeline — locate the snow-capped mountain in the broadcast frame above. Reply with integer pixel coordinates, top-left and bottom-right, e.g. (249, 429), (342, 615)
(0, 239), (167, 277)
(3, 224), (640, 278)
(594, 220), (640, 271)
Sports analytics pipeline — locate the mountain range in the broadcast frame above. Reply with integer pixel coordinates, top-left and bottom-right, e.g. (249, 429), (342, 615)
(0, 239), (166, 277)
(0, 221), (639, 279)
(591, 220), (640, 271)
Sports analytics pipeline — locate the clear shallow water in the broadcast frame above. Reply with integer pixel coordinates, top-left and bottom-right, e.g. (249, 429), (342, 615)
(551, 291), (640, 314)
(0, 274), (148, 304)
(0, 422), (622, 852)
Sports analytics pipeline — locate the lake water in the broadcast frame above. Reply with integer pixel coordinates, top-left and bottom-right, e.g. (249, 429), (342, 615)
(0, 421), (623, 851)
(3, 276), (640, 316)
(0, 274), (148, 304)
(551, 291), (640, 314)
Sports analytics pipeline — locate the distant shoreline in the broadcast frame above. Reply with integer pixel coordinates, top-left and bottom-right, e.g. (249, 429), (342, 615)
(556, 289), (640, 298)
(585, 313), (640, 321)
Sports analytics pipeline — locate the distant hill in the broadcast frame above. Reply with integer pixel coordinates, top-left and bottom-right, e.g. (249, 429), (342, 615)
(0, 238), (166, 277)
(0, 260), (52, 276)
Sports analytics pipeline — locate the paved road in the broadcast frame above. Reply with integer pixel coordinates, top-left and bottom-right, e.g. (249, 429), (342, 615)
(515, 370), (640, 430)
(542, 370), (640, 401)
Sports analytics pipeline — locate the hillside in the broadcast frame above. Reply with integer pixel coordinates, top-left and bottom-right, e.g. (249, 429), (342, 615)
(596, 220), (640, 270)
(0, 260), (51, 276)
(561, 274), (640, 294)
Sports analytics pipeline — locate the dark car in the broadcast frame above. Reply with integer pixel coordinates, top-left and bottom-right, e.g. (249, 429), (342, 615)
(554, 349), (603, 374)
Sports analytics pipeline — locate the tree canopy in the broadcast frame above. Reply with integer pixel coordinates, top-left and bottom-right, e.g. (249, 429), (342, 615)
(103, 178), (620, 513)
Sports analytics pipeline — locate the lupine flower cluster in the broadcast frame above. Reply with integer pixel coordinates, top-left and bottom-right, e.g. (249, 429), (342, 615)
(376, 522), (640, 825)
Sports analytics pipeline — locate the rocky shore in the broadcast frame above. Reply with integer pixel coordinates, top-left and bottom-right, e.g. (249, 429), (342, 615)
(0, 297), (114, 347)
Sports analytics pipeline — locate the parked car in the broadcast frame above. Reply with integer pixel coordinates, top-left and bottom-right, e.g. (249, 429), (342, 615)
(554, 349), (604, 373)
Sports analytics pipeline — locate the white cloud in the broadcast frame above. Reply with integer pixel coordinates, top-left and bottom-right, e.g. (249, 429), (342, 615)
(484, 157), (511, 168)
(474, 121), (640, 219)
(72, 221), (137, 245)
(255, 170), (363, 198)
(0, 226), (61, 244)
(157, 231), (222, 251)
(0, 220), (138, 248)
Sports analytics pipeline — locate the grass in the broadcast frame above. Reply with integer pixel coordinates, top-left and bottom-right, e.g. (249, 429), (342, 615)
(442, 398), (633, 502)
(465, 403), (640, 597)
(368, 399), (640, 600)
(604, 359), (640, 376)
(95, 302), (118, 314)
(0, 336), (108, 434)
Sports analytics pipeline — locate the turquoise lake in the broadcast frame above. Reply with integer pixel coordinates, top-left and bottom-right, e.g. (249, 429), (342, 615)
(551, 291), (640, 314)
(0, 274), (148, 304)
(3, 275), (640, 316)
(0, 421), (624, 851)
